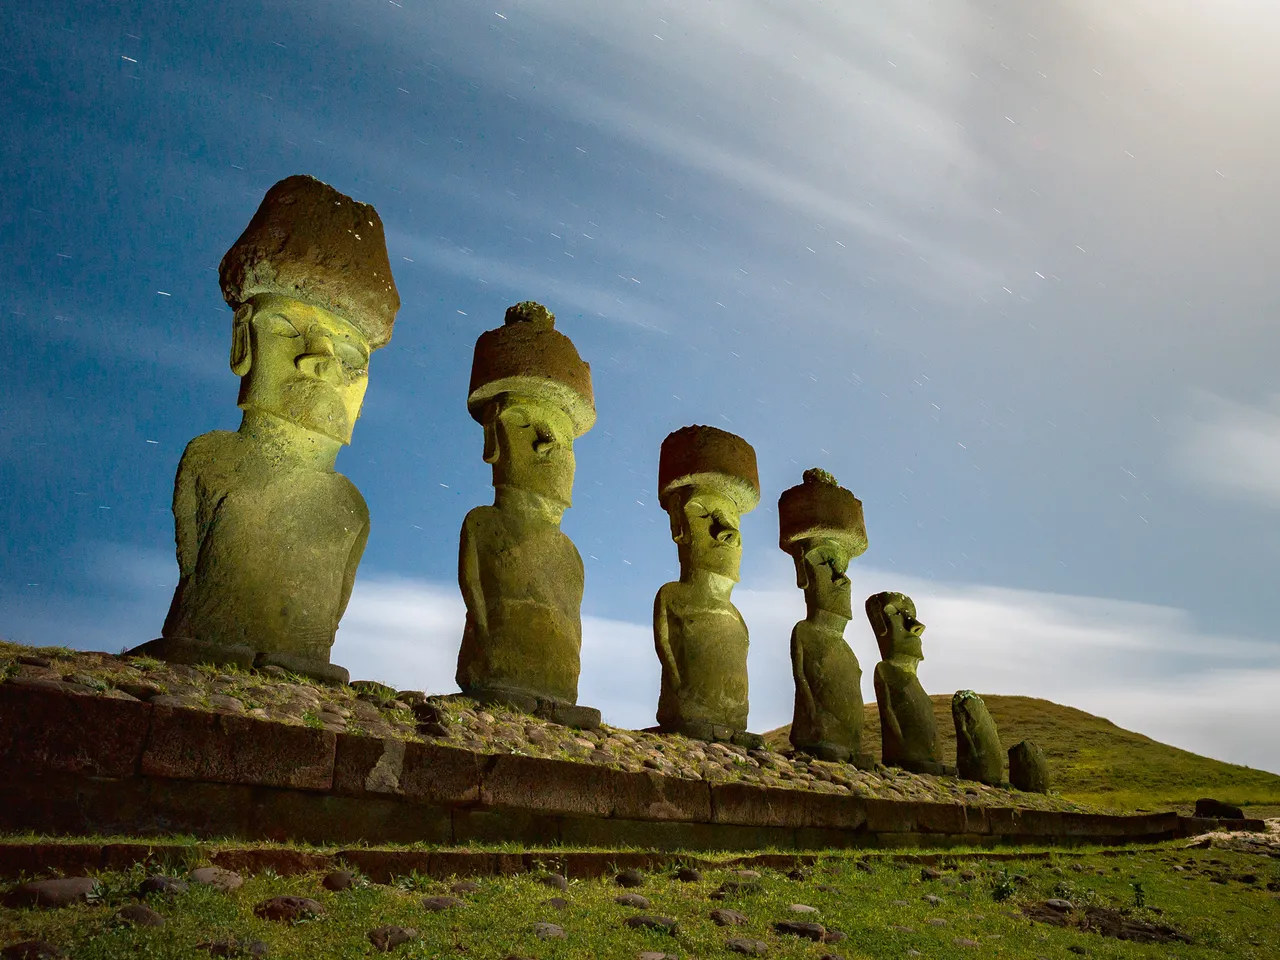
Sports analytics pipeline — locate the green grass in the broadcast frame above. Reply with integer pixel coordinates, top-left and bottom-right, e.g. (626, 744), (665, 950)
(3, 844), (1278, 959)
(766, 695), (1280, 813)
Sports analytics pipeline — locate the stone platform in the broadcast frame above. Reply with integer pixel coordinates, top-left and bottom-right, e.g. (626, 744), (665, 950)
(1, 683), (1257, 852)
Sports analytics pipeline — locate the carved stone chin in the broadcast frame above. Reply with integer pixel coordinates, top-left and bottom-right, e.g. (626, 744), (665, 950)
(456, 303), (597, 725)
(653, 426), (760, 742)
(131, 175), (400, 685)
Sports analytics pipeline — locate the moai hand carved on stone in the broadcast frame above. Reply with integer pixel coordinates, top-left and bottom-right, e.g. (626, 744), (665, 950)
(653, 425), (761, 745)
(455, 302), (600, 728)
(868, 591), (953, 775)
(953, 689), (1004, 785)
(779, 469), (870, 766)
(131, 175), (400, 684)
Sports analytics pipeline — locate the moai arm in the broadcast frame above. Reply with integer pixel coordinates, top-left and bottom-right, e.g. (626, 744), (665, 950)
(653, 587), (680, 688)
(170, 441), (203, 581)
(790, 627), (817, 719)
(458, 514), (488, 637)
(874, 666), (903, 745)
(336, 505), (370, 624)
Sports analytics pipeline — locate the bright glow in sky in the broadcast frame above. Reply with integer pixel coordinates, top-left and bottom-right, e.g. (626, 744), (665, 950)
(2, 0), (1278, 772)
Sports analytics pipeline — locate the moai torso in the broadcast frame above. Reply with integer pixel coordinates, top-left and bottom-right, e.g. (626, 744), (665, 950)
(654, 580), (750, 733)
(162, 430), (368, 661)
(457, 503), (585, 703)
(874, 659), (939, 768)
(790, 620), (863, 757)
(953, 691), (1003, 785)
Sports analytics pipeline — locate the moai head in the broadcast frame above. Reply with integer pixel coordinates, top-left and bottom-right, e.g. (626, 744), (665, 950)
(658, 426), (760, 582)
(219, 175), (400, 445)
(468, 302), (594, 511)
(866, 591), (926, 663)
(778, 468), (868, 620)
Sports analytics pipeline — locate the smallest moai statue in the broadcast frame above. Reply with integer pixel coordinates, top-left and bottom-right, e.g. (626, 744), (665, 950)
(1008, 740), (1051, 793)
(952, 690), (1004, 785)
(779, 468), (871, 766)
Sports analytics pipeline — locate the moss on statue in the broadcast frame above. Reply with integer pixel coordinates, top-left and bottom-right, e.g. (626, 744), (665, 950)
(953, 689), (1004, 786)
(779, 469), (871, 767)
(130, 175), (401, 684)
(455, 302), (599, 728)
(653, 426), (761, 746)
(868, 592), (953, 776)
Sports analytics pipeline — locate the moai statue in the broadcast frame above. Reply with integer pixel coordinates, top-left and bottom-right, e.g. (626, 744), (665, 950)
(868, 592), (953, 775)
(653, 425), (761, 746)
(953, 690), (1003, 785)
(455, 301), (600, 728)
(1008, 740), (1051, 793)
(779, 468), (870, 766)
(129, 175), (400, 684)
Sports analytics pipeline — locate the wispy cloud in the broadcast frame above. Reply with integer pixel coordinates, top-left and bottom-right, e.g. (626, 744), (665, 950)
(1174, 391), (1280, 509)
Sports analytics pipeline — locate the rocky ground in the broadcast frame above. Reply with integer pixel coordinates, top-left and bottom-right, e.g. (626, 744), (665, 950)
(3, 831), (1279, 959)
(1, 641), (1088, 812)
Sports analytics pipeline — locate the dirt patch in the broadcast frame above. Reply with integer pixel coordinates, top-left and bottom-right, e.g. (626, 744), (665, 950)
(1023, 901), (1192, 944)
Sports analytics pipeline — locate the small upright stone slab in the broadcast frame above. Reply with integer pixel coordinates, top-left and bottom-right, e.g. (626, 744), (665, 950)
(1008, 740), (1051, 793)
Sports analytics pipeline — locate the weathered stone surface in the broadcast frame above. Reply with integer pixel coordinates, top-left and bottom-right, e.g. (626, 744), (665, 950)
(1008, 740), (1051, 793)
(615, 868), (645, 887)
(726, 937), (768, 955)
(254, 896), (326, 923)
(654, 426), (760, 739)
(138, 875), (189, 897)
(0, 684), (151, 778)
(332, 734), (482, 804)
(458, 302), (595, 713)
(189, 866), (244, 892)
(421, 895), (464, 911)
(711, 908), (749, 925)
(616, 893), (651, 908)
(779, 470), (868, 762)
(532, 923), (566, 939)
(775, 920), (826, 940)
(6, 877), (98, 908)
(677, 867), (702, 882)
(117, 903), (165, 927)
(711, 782), (866, 830)
(368, 926), (418, 952)
(867, 593), (940, 771)
(624, 916), (679, 934)
(1195, 798), (1245, 819)
(141, 705), (335, 789)
(132, 176), (401, 685)
(322, 869), (355, 891)
(953, 691), (1003, 785)
(196, 938), (269, 957)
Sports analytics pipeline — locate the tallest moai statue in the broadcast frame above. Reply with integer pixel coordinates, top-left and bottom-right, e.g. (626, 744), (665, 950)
(131, 174), (401, 684)
(456, 302), (600, 728)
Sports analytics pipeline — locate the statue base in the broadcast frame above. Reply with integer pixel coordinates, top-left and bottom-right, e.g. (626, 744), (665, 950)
(894, 759), (957, 777)
(126, 637), (350, 686)
(456, 686), (602, 731)
(791, 740), (877, 770)
(653, 719), (764, 750)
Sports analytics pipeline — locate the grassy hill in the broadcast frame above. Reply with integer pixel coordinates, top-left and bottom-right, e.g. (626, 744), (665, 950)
(765, 695), (1280, 815)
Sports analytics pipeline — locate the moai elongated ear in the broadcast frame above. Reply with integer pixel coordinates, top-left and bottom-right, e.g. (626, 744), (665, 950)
(481, 400), (501, 464)
(229, 303), (254, 377)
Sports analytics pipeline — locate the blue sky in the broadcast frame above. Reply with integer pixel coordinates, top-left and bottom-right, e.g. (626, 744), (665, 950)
(3, 0), (1279, 772)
